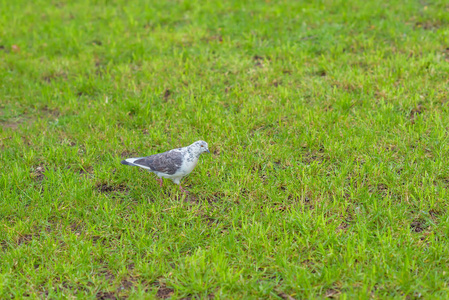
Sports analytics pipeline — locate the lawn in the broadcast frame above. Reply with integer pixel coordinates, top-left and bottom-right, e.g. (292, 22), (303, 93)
(1, 0), (449, 298)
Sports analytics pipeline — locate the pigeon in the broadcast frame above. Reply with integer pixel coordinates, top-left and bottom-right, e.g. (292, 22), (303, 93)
(121, 140), (210, 193)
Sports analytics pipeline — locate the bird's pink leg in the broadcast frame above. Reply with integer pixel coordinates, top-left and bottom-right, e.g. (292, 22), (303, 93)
(156, 178), (163, 187)
(179, 185), (189, 194)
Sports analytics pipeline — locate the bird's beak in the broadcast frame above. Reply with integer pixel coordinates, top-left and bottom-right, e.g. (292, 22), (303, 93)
(206, 149), (210, 153)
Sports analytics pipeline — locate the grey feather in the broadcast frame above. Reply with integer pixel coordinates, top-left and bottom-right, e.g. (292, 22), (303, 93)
(120, 160), (135, 166)
(132, 150), (183, 175)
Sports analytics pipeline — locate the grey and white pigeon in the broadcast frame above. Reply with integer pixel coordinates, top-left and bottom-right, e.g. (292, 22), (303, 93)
(121, 140), (210, 193)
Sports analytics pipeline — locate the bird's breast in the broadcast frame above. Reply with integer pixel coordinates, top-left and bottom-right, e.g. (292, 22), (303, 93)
(181, 157), (199, 175)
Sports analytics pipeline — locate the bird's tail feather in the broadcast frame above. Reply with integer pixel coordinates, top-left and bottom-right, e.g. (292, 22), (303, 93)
(121, 159), (136, 166)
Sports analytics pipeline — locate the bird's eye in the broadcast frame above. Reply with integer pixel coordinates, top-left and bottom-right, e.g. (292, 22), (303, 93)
(201, 145), (204, 147)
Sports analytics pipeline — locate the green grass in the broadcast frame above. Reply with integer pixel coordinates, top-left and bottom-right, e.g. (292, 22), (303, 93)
(1, 0), (449, 298)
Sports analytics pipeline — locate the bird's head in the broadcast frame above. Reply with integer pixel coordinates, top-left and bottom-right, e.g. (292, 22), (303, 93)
(191, 140), (210, 154)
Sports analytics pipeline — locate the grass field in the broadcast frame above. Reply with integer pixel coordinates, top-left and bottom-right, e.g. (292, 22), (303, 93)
(1, 0), (449, 298)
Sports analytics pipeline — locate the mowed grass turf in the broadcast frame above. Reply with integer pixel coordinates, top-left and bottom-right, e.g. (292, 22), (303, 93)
(1, 0), (449, 298)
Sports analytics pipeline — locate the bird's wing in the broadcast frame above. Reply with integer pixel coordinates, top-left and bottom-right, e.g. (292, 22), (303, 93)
(132, 150), (184, 175)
